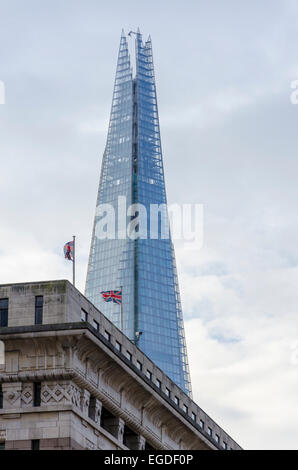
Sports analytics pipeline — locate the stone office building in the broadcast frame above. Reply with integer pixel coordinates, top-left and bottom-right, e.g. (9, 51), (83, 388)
(0, 280), (241, 451)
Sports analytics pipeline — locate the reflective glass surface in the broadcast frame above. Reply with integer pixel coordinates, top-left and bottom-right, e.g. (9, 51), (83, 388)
(86, 31), (191, 395)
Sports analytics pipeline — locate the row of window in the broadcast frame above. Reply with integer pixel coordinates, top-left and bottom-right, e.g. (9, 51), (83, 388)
(81, 309), (232, 450)
(0, 440), (40, 451)
(0, 296), (44, 328)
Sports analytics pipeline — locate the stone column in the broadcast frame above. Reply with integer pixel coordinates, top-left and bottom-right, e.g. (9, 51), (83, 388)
(89, 397), (102, 424)
(138, 435), (146, 450)
(103, 416), (125, 443)
(80, 389), (90, 417)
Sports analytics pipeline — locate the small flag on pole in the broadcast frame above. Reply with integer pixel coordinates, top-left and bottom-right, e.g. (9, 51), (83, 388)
(63, 236), (76, 286)
(101, 290), (122, 305)
(64, 241), (74, 261)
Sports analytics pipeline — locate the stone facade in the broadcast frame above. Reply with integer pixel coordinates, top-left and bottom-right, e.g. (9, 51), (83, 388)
(0, 280), (241, 450)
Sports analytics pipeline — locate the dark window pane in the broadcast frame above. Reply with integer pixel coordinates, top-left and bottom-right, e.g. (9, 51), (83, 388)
(104, 331), (111, 342)
(81, 309), (88, 322)
(31, 440), (40, 450)
(34, 382), (41, 407)
(0, 299), (8, 309)
(0, 384), (3, 409)
(0, 298), (8, 327)
(35, 296), (43, 325)
(35, 296), (43, 308)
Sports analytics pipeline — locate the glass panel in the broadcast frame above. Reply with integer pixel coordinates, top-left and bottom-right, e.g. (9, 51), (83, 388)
(85, 30), (191, 395)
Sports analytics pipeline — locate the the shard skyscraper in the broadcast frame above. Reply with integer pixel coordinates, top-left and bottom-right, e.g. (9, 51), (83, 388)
(86, 30), (191, 395)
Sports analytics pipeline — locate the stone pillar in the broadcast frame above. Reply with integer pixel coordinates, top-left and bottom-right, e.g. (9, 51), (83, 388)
(89, 397), (102, 424)
(2, 382), (22, 409)
(126, 434), (146, 450)
(138, 435), (146, 450)
(103, 416), (125, 443)
(80, 389), (90, 417)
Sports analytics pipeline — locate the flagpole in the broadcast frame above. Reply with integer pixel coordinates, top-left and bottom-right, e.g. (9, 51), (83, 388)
(120, 285), (123, 332)
(73, 235), (76, 287)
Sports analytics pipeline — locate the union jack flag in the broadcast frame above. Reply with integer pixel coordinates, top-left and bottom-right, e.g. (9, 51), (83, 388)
(64, 241), (74, 261)
(101, 290), (122, 305)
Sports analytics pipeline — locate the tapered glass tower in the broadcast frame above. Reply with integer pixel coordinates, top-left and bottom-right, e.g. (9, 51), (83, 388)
(86, 30), (191, 395)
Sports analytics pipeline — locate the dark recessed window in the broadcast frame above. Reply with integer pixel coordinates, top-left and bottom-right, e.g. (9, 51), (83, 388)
(191, 412), (196, 422)
(0, 384), (3, 409)
(81, 309), (88, 322)
(104, 330), (111, 342)
(126, 351), (132, 361)
(35, 296), (43, 325)
(199, 419), (205, 430)
(136, 360), (142, 371)
(156, 379), (162, 389)
(174, 396), (180, 406)
(208, 427), (212, 437)
(92, 320), (99, 331)
(0, 299), (8, 327)
(183, 404), (188, 414)
(146, 370), (152, 381)
(33, 382), (41, 407)
(223, 441), (228, 450)
(0, 442), (5, 450)
(31, 440), (40, 451)
(115, 341), (122, 352)
(165, 387), (171, 398)
(216, 434), (220, 444)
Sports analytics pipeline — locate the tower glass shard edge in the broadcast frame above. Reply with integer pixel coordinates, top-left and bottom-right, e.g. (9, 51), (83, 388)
(86, 31), (192, 395)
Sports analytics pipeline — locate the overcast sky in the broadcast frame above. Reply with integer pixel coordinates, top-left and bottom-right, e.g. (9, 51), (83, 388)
(1, 0), (298, 449)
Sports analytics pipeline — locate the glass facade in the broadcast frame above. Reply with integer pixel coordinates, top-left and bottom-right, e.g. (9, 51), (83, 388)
(86, 30), (191, 395)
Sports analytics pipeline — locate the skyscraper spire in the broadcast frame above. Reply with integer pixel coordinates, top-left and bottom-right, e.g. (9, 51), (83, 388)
(86, 31), (192, 395)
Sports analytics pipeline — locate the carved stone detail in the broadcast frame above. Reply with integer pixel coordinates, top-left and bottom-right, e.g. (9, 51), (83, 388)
(80, 389), (90, 416)
(41, 381), (72, 404)
(21, 384), (33, 407)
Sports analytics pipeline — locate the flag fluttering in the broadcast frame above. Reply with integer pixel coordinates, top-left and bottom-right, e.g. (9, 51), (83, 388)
(101, 290), (122, 305)
(64, 241), (74, 261)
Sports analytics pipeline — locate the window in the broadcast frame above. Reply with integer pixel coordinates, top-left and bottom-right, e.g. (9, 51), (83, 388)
(146, 370), (152, 381)
(0, 299), (8, 327)
(31, 440), (40, 451)
(104, 330), (111, 342)
(208, 427), (212, 437)
(183, 404), (188, 414)
(115, 341), (122, 352)
(136, 360), (142, 371)
(81, 309), (88, 322)
(0, 384), (3, 409)
(35, 296), (43, 325)
(88, 395), (97, 421)
(223, 441), (228, 450)
(126, 351), (132, 361)
(0, 442), (5, 450)
(174, 396), (180, 406)
(191, 412), (196, 422)
(156, 379), (161, 389)
(92, 320), (99, 331)
(33, 382), (41, 407)
(215, 434), (220, 444)
(199, 419), (205, 430)
(165, 387), (171, 398)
